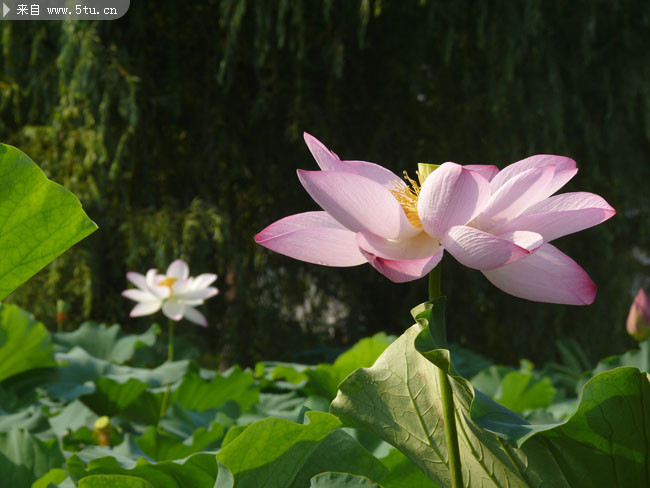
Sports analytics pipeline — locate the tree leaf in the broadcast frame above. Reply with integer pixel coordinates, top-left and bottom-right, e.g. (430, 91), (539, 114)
(0, 144), (97, 299)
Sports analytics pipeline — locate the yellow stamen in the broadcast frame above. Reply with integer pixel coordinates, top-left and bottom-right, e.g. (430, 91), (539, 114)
(159, 276), (178, 290)
(391, 170), (424, 228)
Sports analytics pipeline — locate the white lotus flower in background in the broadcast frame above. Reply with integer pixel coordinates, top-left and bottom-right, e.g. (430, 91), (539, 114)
(122, 259), (218, 326)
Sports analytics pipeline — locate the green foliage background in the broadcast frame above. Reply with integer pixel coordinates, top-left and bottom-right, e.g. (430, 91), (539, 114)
(1, 0), (648, 367)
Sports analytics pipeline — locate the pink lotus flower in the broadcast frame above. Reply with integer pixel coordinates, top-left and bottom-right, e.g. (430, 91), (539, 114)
(255, 134), (615, 305)
(122, 259), (218, 326)
(627, 288), (650, 341)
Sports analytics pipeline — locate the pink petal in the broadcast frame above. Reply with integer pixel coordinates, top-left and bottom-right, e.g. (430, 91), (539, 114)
(490, 155), (577, 192)
(496, 230), (545, 251)
(297, 170), (419, 239)
(417, 162), (491, 238)
(442, 226), (542, 270)
(356, 231), (441, 261)
(162, 300), (185, 321)
(492, 192), (616, 242)
(336, 160), (403, 188)
(482, 243), (596, 305)
(183, 306), (208, 327)
(166, 259), (190, 280)
(130, 301), (162, 317)
(304, 132), (341, 171)
(255, 211), (367, 266)
(543, 167), (578, 198)
(303, 133), (400, 187)
(122, 289), (158, 303)
(473, 165), (555, 230)
(359, 247), (444, 283)
(464, 164), (499, 182)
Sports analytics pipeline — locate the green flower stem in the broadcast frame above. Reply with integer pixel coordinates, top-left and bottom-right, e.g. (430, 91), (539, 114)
(168, 318), (174, 362)
(428, 263), (463, 488)
(158, 319), (175, 428)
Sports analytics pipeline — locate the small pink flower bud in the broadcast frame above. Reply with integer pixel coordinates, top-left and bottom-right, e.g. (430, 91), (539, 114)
(627, 288), (650, 341)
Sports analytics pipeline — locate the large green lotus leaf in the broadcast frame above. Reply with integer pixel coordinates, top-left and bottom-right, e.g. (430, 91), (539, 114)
(170, 366), (259, 413)
(255, 361), (310, 390)
(0, 144), (97, 299)
(309, 472), (380, 487)
(135, 423), (225, 461)
(47, 348), (189, 424)
(0, 365), (56, 413)
(332, 299), (650, 487)
(49, 400), (98, 438)
(332, 318), (555, 486)
(78, 474), (153, 488)
(32, 468), (68, 488)
(446, 344), (493, 379)
(471, 364), (555, 414)
(303, 333), (393, 400)
(0, 304), (56, 382)
(236, 391), (330, 426)
(0, 429), (65, 487)
(215, 411), (388, 488)
(31, 467), (68, 488)
(159, 403), (236, 440)
(54, 322), (158, 364)
(67, 448), (218, 488)
(587, 338), (650, 378)
(377, 449), (440, 488)
(48, 347), (189, 402)
(0, 405), (49, 434)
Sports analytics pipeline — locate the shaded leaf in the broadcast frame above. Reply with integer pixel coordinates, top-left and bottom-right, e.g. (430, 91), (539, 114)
(0, 429), (65, 487)
(135, 423), (225, 461)
(471, 365), (555, 414)
(0, 305), (56, 382)
(68, 449), (218, 488)
(0, 405), (49, 434)
(54, 323), (157, 364)
(171, 367), (259, 413)
(304, 333), (393, 400)
(78, 474), (153, 487)
(309, 472), (380, 487)
(378, 449), (440, 488)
